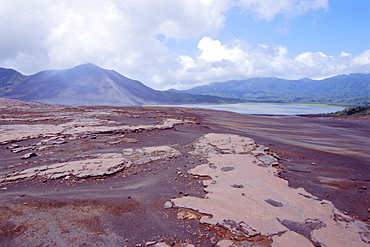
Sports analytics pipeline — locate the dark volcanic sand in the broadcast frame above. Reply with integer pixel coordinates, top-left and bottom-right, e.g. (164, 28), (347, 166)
(0, 100), (369, 246)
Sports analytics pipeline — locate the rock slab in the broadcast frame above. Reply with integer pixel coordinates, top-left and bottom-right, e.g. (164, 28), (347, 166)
(173, 133), (369, 246)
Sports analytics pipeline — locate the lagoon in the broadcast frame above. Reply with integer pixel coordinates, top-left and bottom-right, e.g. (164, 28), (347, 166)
(163, 103), (345, 115)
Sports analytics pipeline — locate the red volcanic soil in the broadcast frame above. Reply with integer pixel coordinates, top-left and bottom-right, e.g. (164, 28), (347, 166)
(0, 99), (369, 246)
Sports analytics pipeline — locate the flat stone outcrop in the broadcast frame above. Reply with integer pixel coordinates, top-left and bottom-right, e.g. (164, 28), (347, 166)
(122, 145), (182, 167)
(172, 133), (369, 246)
(3, 153), (124, 181)
(0, 118), (189, 145)
(2, 146), (181, 182)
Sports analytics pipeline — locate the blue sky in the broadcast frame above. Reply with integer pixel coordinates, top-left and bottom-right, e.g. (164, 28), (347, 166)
(0, 0), (369, 90)
(225, 1), (369, 56)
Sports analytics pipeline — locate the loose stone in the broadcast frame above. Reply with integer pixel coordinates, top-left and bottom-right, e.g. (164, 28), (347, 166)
(21, 152), (37, 159)
(230, 184), (244, 188)
(163, 201), (173, 209)
(220, 167), (235, 172)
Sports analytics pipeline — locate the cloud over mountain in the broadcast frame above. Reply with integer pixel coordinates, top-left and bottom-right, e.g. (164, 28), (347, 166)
(0, 0), (368, 90)
(166, 37), (370, 89)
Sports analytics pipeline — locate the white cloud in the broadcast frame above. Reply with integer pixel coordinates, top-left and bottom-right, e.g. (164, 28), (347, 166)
(340, 51), (350, 57)
(296, 52), (319, 67)
(352, 50), (370, 65)
(197, 37), (243, 62)
(179, 55), (195, 70)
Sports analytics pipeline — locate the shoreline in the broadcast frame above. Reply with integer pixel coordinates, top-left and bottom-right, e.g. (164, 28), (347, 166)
(145, 103), (345, 116)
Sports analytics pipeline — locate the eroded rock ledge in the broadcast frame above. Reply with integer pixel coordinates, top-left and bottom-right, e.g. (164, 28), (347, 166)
(2, 146), (181, 182)
(0, 118), (190, 145)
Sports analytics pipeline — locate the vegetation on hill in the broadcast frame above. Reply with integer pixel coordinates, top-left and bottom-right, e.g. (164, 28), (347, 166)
(159, 91), (242, 104)
(177, 73), (370, 106)
(0, 68), (26, 95)
(330, 105), (370, 116)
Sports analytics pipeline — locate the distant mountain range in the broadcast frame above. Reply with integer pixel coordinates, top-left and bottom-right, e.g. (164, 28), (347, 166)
(171, 74), (370, 106)
(0, 64), (240, 106)
(1, 64), (369, 106)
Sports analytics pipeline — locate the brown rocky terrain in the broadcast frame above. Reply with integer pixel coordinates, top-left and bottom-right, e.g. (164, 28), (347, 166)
(0, 98), (369, 246)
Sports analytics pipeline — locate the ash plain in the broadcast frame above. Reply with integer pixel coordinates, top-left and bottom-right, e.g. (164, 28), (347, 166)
(0, 98), (369, 246)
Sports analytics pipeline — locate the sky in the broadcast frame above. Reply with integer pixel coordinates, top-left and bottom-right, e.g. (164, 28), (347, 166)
(0, 0), (369, 90)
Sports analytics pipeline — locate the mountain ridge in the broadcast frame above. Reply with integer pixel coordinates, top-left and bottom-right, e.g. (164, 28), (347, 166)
(0, 64), (240, 106)
(1, 64), (369, 106)
(173, 73), (370, 105)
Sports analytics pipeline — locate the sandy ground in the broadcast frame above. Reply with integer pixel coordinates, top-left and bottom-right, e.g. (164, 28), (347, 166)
(0, 99), (369, 246)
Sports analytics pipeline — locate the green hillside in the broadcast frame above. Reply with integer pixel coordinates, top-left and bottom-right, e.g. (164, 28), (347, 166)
(178, 74), (370, 106)
(331, 105), (370, 116)
(0, 68), (27, 95)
